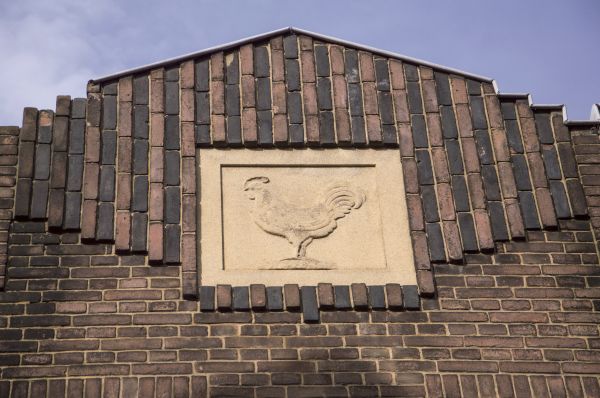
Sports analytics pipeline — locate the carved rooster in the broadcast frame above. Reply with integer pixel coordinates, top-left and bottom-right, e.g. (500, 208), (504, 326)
(243, 176), (366, 260)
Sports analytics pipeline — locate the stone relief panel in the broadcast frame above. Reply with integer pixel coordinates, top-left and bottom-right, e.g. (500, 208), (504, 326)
(199, 149), (416, 286)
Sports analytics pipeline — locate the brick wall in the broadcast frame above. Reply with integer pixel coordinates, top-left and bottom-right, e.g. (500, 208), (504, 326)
(0, 29), (599, 397)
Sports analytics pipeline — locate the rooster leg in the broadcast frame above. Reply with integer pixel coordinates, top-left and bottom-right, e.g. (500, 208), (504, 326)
(297, 238), (313, 258)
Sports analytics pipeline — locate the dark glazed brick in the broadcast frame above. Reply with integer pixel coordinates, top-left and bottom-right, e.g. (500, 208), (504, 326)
(481, 165), (501, 201)
(415, 150), (434, 185)
(69, 119), (86, 154)
(542, 146), (561, 180)
(257, 110), (273, 146)
(314, 45), (330, 77)
(488, 201), (509, 241)
(378, 92), (394, 125)
(165, 116), (180, 150)
(470, 96), (488, 130)
(534, 113), (554, 144)
(63, 192), (82, 230)
(34, 144), (51, 180)
(402, 285), (421, 310)
(102, 96), (117, 130)
(351, 116), (366, 146)
(319, 111), (335, 146)
(316, 78), (332, 110)
(501, 101), (517, 120)
(445, 140), (464, 175)
(227, 116), (242, 146)
(334, 286), (351, 310)
(256, 78), (272, 111)
(406, 81), (423, 114)
(18, 141), (35, 178)
(165, 81), (180, 115)
(344, 49), (360, 83)
(233, 287), (250, 311)
(30, 180), (49, 219)
(475, 130), (494, 164)
(421, 186), (440, 223)
(134, 106), (149, 139)
(164, 224), (181, 263)
(348, 84), (364, 116)
(566, 179), (587, 217)
(131, 212), (148, 252)
(458, 212), (479, 252)
(53, 117), (68, 151)
(368, 286), (386, 309)
(287, 92), (303, 124)
(440, 106), (458, 139)
(226, 85), (241, 116)
(426, 222), (446, 262)
(511, 155), (532, 190)
(549, 180), (571, 219)
(133, 139), (148, 175)
(66, 155), (84, 191)
(382, 124), (397, 146)
(200, 286), (216, 311)
(254, 46), (270, 78)
(165, 67), (179, 82)
(195, 92), (210, 124)
(404, 63), (419, 81)
(451, 175), (470, 212)
(71, 98), (87, 118)
(283, 35), (298, 58)
(518, 191), (541, 229)
(466, 79), (480, 95)
(164, 186), (180, 223)
(285, 59), (301, 91)
(225, 51), (240, 84)
(301, 286), (319, 323)
(133, 75), (149, 104)
(375, 59), (391, 91)
(504, 120), (524, 153)
(411, 115), (429, 148)
(289, 124), (304, 147)
(101, 130), (117, 165)
(96, 202), (114, 241)
(557, 143), (578, 178)
(195, 59), (210, 91)
(434, 72), (452, 105)
(164, 151), (180, 186)
(132, 175), (149, 212)
(98, 166), (115, 202)
(266, 287), (283, 311)
(195, 125), (211, 146)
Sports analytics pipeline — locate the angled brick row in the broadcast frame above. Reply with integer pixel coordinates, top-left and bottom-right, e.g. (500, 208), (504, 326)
(14, 108), (38, 219)
(0, 125), (19, 289)
(81, 87), (101, 240)
(114, 77), (133, 249)
(48, 97), (71, 230)
(148, 68), (165, 263)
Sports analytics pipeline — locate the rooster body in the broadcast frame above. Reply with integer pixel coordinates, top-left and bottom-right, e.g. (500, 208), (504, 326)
(243, 177), (366, 258)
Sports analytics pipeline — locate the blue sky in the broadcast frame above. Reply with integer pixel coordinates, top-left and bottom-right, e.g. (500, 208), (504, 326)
(0, 0), (598, 125)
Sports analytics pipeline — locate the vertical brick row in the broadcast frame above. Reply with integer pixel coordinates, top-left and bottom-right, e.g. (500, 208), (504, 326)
(30, 110), (53, 219)
(329, 44), (350, 145)
(360, 52), (382, 145)
(314, 42), (334, 145)
(552, 113), (588, 218)
(376, 58), (397, 146)
(130, 74), (150, 252)
(483, 89), (524, 239)
(0, 126), (19, 288)
(114, 77), (133, 249)
(210, 52), (226, 146)
(81, 89), (100, 239)
(14, 108), (37, 219)
(299, 36), (319, 146)
(254, 44), (273, 146)
(96, 83), (116, 240)
(164, 67), (181, 264)
(501, 98), (542, 230)
(270, 37), (288, 146)
(48, 97), (70, 229)
(181, 60), (198, 298)
(345, 48), (366, 145)
(516, 99), (558, 229)
(224, 51), (242, 146)
(239, 45), (257, 146)
(64, 98), (87, 230)
(195, 58), (211, 146)
(283, 35), (303, 146)
(148, 68), (165, 262)
(424, 68), (462, 261)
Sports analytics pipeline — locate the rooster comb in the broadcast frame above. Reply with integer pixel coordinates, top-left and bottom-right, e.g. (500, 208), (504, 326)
(243, 176), (270, 190)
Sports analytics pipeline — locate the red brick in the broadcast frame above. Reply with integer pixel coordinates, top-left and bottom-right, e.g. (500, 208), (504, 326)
(443, 220), (463, 261)
(406, 194), (425, 231)
(250, 284), (266, 310)
(366, 115), (382, 144)
(450, 76), (468, 104)
(211, 114), (226, 144)
(330, 45), (344, 75)
(300, 50), (315, 83)
(317, 283), (334, 308)
(118, 102), (132, 138)
(455, 104), (474, 138)
(536, 188), (558, 228)
(80, 200), (97, 240)
(462, 137), (480, 173)
(520, 117), (540, 152)
(210, 52), (224, 81)
(272, 82), (286, 114)
(426, 113), (443, 147)
(211, 80), (225, 115)
(437, 183), (455, 221)
(359, 52), (375, 82)
(389, 60), (405, 90)
(491, 128), (510, 162)
(398, 124), (414, 157)
(335, 109), (351, 144)
(240, 44), (253, 75)
(85, 126), (101, 163)
(241, 75), (255, 108)
(180, 89), (194, 122)
(180, 60), (194, 89)
(393, 91), (410, 123)
(332, 75), (347, 109)
(422, 79), (438, 113)
(242, 108), (257, 144)
(362, 82), (378, 115)
(114, 211), (130, 251)
(271, 48), (284, 82)
(431, 148), (450, 183)
(303, 83), (318, 115)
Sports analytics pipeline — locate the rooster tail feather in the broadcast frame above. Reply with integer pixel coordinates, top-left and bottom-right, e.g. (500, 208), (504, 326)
(323, 183), (366, 219)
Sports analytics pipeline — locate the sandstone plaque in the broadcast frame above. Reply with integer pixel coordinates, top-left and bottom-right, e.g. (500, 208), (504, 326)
(198, 149), (416, 286)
